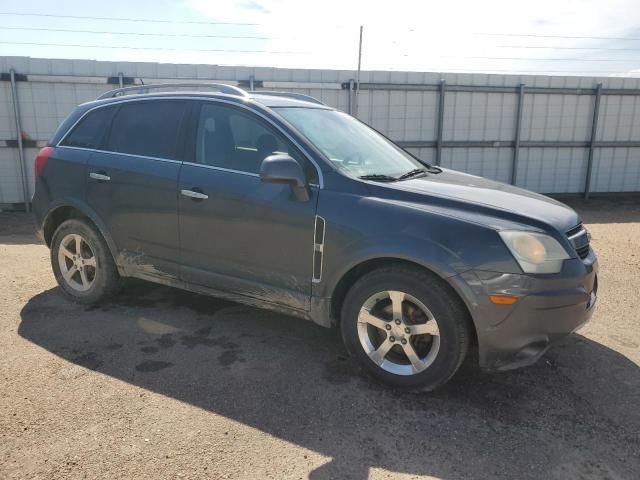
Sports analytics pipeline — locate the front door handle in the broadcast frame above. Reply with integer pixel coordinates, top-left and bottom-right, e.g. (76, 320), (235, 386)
(181, 188), (209, 200)
(89, 172), (111, 182)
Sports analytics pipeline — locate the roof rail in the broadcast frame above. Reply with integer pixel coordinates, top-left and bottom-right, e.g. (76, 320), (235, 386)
(97, 82), (248, 100)
(253, 91), (326, 106)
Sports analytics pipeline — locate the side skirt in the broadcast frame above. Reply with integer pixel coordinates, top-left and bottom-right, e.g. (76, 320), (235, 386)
(124, 266), (328, 325)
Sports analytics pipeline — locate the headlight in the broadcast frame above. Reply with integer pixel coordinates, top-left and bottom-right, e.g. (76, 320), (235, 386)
(499, 231), (570, 274)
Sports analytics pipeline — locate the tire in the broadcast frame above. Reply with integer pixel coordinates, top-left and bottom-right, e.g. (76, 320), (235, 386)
(340, 265), (471, 390)
(50, 218), (122, 304)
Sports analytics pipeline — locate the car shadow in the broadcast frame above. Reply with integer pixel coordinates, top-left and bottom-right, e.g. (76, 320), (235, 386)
(0, 212), (42, 245)
(18, 281), (640, 479)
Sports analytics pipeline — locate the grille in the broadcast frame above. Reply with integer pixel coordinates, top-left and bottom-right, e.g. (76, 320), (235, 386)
(566, 224), (583, 237)
(566, 224), (590, 259)
(575, 244), (590, 259)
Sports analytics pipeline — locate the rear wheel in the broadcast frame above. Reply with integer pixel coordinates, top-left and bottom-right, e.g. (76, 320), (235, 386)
(340, 265), (471, 390)
(51, 218), (122, 304)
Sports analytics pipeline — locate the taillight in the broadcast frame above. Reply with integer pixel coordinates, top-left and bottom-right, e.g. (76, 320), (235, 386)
(34, 146), (54, 177)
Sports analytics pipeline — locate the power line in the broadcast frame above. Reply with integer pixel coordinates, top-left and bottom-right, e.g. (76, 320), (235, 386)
(383, 66), (639, 75)
(5, 26), (639, 56)
(498, 45), (640, 52)
(463, 68), (637, 73)
(3, 40), (638, 63)
(2, 14), (639, 43)
(1, 38), (634, 75)
(6, 26), (638, 55)
(0, 11), (259, 26)
(0, 41), (305, 54)
(473, 32), (640, 41)
(401, 27), (640, 42)
(1, 26), (273, 40)
(449, 56), (640, 62)
(397, 52), (640, 62)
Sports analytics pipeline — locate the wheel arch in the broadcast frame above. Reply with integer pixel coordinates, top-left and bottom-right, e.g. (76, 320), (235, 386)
(328, 256), (478, 345)
(43, 201), (119, 264)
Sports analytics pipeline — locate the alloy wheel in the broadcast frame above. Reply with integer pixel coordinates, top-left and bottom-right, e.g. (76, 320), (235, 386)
(357, 290), (440, 375)
(57, 233), (97, 292)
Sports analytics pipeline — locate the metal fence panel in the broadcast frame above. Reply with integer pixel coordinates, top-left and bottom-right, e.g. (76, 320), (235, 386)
(0, 146), (38, 203)
(0, 147), (20, 203)
(441, 147), (513, 184)
(444, 92), (518, 142)
(517, 148), (588, 193)
(592, 147), (640, 192)
(597, 95), (640, 141)
(405, 147), (436, 165)
(0, 82), (14, 141)
(3, 55), (640, 206)
(521, 94), (594, 142)
(358, 90), (439, 142)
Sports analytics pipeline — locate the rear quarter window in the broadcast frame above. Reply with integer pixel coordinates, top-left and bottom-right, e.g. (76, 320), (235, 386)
(60, 106), (117, 149)
(106, 101), (188, 160)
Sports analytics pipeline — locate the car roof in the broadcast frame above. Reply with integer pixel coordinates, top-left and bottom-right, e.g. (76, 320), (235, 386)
(80, 91), (332, 110)
(249, 93), (329, 108)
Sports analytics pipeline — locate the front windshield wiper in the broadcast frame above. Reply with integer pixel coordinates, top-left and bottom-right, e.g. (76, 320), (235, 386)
(397, 168), (428, 180)
(358, 174), (398, 182)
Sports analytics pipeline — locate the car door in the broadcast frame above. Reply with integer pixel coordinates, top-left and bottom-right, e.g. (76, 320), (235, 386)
(178, 101), (319, 312)
(86, 99), (190, 279)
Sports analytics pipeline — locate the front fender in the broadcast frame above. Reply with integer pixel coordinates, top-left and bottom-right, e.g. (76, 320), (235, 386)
(318, 232), (465, 300)
(315, 192), (518, 300)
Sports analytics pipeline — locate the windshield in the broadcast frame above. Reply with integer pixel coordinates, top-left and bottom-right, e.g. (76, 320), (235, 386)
(274, 107), (426, 179)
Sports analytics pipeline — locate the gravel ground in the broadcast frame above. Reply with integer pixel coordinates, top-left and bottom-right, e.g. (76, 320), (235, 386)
(1, 196), (639, 480)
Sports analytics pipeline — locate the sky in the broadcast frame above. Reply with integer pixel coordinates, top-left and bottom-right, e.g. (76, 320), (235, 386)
(1, 0), (640, 76)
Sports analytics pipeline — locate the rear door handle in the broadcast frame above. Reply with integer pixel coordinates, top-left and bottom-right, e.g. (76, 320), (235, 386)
(181, 189), (209, 200)
(89, 172), (111, 182)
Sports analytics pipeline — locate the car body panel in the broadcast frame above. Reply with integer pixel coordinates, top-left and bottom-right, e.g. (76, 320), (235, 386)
(178, 163), (319, 312)
(86, 150), (183, 278)
(451, 252), (598, 370)
(382, 168), (581, 233)
(32, 147), (89, 218)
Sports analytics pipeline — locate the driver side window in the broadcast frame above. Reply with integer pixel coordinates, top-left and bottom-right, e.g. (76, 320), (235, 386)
(195, 103), (317, 183)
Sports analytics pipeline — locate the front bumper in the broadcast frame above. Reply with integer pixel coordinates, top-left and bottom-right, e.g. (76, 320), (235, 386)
(451, 251), (598, 371)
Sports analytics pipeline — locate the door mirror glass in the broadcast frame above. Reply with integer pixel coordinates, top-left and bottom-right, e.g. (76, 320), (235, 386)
(260, 155), (310, 202)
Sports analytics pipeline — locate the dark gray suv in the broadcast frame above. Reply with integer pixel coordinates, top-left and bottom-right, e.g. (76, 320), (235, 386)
(32, 83), (598, 390)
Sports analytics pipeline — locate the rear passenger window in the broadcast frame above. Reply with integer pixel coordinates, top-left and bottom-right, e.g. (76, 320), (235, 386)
(106, 101), (188, 160)
(61, 106), (116, 149)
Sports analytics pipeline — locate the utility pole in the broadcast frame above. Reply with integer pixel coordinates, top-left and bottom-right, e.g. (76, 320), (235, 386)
(354, 25), (363, 116)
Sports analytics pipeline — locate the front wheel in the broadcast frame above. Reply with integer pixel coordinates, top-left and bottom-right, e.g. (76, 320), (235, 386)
(340, 265), (472, 390)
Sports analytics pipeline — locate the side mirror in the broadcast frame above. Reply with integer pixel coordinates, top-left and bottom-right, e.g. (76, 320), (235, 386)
(260, 154), (310, 202)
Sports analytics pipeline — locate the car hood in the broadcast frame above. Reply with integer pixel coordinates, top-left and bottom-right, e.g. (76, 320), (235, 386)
(369, 168), (581, 232)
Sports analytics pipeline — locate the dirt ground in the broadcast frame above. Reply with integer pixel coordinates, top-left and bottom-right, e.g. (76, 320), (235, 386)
(1, 196), (639, 480)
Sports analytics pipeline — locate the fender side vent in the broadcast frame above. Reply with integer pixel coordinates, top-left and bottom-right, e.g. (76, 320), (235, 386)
(312, 216), (326, 283)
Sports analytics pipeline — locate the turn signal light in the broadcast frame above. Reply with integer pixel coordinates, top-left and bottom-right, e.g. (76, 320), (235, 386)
(489, 294), (518, 305)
